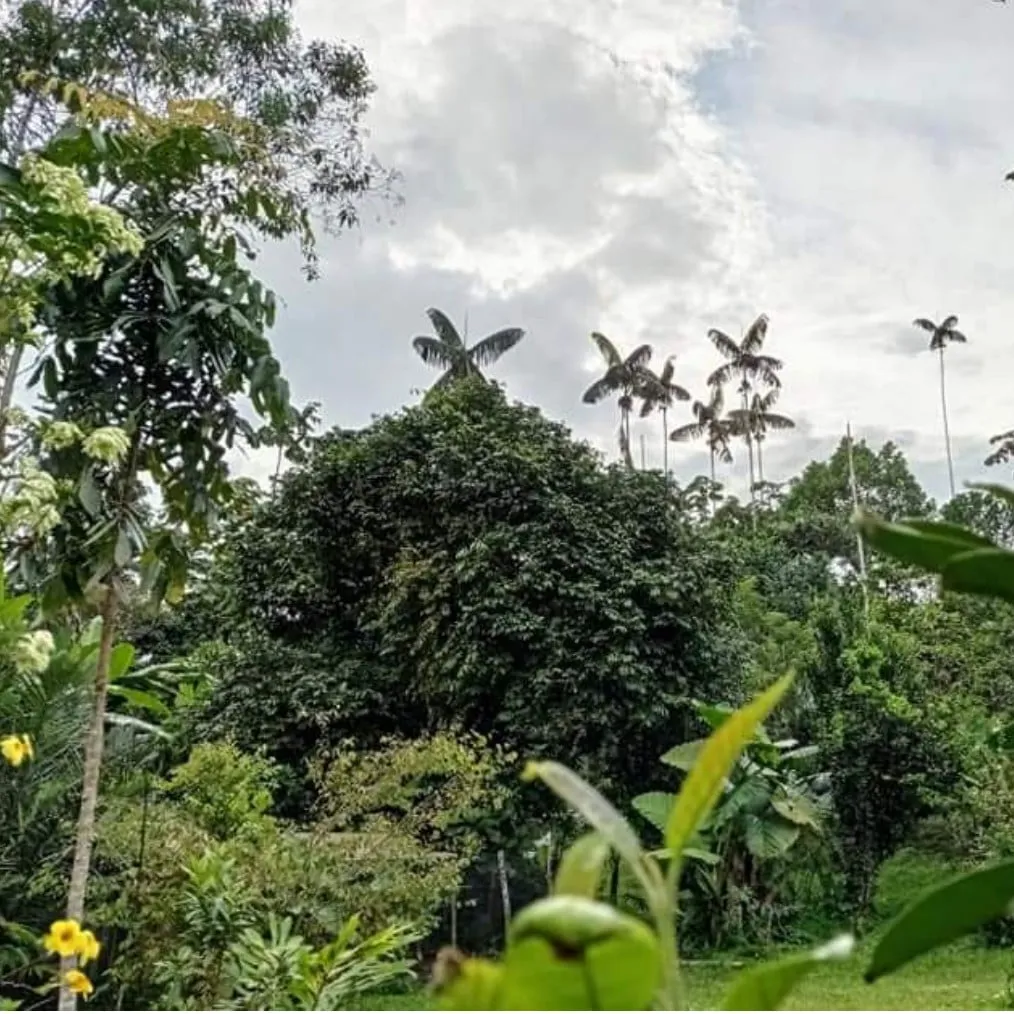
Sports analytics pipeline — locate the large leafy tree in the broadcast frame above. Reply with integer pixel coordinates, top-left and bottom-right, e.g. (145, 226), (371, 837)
(195, 378), (743, 809)
(706, 314), (783, 500)
(13, 99), (304, 1009)
(637, 355), (690, 484)
(913, 315), (966, 499)
(411, 307), (525, 390)
(582, 332), (657, 469)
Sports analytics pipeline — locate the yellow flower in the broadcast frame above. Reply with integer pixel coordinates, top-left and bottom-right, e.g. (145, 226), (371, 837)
(1, 734), (33, 767)
(77, 929), (100, 966)
(63, 969), (93, 997)
(43, 919), (82, 958)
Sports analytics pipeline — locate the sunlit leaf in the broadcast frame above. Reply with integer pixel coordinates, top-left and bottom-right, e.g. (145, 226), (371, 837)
(666, 675), (793, 859)
(631, 792), (676, 833)
(723, 935), (854, 1010)
(660, 740), (705, 772)
(866, 859), (1014, 982)
(554, 833), (610, 900)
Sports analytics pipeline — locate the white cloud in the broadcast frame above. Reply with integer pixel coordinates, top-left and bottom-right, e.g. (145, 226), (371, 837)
(248, 0), (1014, 502)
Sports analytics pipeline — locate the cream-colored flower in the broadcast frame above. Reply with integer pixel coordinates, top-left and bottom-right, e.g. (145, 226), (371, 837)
(41, 421), (83, 450)
(12, 630), (55, 675)
(82, 426), (130, 465)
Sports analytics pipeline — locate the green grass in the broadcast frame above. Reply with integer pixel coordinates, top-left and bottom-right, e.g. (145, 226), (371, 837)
(358, 942), (1012, 1010)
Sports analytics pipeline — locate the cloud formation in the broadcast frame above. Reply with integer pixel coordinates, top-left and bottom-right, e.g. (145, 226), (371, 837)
(247, 0), (1014, 500)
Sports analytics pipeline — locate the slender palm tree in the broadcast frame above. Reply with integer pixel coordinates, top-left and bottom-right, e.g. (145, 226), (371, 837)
(706, 313), (782, 501)
(582, 332), (656, 469)
(412, 307), (525, 389)
(638, 356), (690, 482)
(670, 386), (733, 487)
(727, 388), (795, 486)
(912, 314), (967, 498)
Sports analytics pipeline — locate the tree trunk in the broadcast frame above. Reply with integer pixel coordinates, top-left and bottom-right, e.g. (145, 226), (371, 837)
(709, 447), (716, 517)
(59, 583), (119, 1011)
(662, 408), (668, 486)
(620, 408), (634, 469)
(756, 435), (764, 485)
(939, 346), (956, 498)
(496, 849), (511, 937)
(745, 435), (755, 504)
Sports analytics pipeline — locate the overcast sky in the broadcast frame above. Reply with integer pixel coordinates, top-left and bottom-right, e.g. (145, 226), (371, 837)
(244, 0), (1014, 502)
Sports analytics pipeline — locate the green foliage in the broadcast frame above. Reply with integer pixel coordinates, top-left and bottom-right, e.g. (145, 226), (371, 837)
(873, 849), (958, 923)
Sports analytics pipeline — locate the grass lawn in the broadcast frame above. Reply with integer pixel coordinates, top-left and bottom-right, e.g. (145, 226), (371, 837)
(358, 942), (1012, 1010)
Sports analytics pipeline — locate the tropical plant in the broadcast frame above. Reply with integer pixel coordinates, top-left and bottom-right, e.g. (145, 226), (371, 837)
(912, 315), (967, 498)
(582, 332), (657, 469)
(727, 389), (795, 486)
(411, 308), (525, 390)
(706, 314), (782, 501)
(986, 427), (1014, 473)
(633, 702), (827, 947)
(637, 356), (689, 483)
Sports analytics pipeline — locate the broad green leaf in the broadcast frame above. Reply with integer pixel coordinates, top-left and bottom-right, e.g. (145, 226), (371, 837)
(78, 467), (101, 518)
(771, 787), (819, 829)
(109, 686), (169, 718)
(114, 527), (132, 567)
(902, 518), (997, 547)
(723, 934), (854, 1010)
(781, 744), (820, 764)
(631, 792), (676, 833)
(105, 712), (170, 739)
(554, 833), (610, 899)
(853, 509), (990, 573)
(108, 643), (136, 681)
(941, 548), (1014, 605)
(666, 675), (793, 859)
(866, 859), (1014, 982)
(501, 897), (661, 1011)
(744, 814), (799, 859)
(661, 739), (705, 771)
(524, 762), (643, 873)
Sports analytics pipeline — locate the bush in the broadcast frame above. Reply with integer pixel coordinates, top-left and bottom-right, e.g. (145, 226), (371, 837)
(873, 848), (957, 923)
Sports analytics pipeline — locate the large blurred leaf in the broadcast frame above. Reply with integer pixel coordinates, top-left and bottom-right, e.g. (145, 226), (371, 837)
(666, 675), (792, 859)
(524, 762), (642, 875)
(554, 833), (610, 900)
(853, 509), (993, 573)
(866, 859), (1014, 982)
(723, 935), (854, 1010)
(744, 815), (799, 859)
(941, 548), (1014, 605)
(500, 897), (661, 1010)
(660, 740), (705, 772)
(771, 786), (820, 829)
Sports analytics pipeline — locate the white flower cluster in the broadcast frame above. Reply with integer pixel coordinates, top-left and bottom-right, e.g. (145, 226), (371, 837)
(0, 457), (60, 536)
(82, 426), (130, 465)
(12, 629), (55, 676)
(40, 420), (83, 450)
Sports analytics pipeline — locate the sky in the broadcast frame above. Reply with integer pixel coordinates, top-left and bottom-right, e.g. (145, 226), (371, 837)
(243, 0), (1014, 503)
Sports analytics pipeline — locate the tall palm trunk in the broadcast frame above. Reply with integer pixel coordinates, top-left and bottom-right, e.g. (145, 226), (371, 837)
(938, 346), (956, 498)
(756, 434), (764, 485)
(708, 446), (716, 518)
(620, 406), (634, 469)
(59, 584), (119, 1011)
(661, 407), (668, 485)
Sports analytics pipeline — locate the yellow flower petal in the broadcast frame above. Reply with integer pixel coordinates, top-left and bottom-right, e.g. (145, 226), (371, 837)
(1, 735), (27, 767)
(77, 929), (100, 965)
(43, 919), (82, 958)
(64, 969), (93, 997)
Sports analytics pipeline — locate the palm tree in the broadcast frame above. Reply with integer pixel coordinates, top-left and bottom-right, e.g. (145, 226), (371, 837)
(638, 356), (690, 482)
(706, 313), (783, 501)
(912, 314), (967, 498)
(727, 389), (795, 486)
(412, 307), (525, 389)
(986, 428), (1014, 469)
(582, 332), (657, 469)
(670, 386), (733, 488)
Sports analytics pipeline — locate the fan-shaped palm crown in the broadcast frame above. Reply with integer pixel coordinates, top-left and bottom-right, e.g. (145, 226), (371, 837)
(727, 389), (795, 441)
(412, 308), (525, 389)
(912, 314), (967, 351)
(706, 313), (783, 392)
(638, 356), (691, 418)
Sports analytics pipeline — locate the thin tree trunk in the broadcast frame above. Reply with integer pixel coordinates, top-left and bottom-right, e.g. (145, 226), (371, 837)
(59, 583), (119, 1011)
(620, 408), (634, 469)
(496, 849), (511, 936)
(756, 435), (764, 485)
(745, 435), (755, 504)
(662, 408), (668, 486)
(639, 432), (646, 471)
(939, 346), (956, 498)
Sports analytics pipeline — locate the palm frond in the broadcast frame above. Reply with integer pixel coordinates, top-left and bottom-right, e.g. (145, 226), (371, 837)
(412, 336), (454, 368)
(426, 307), (464, 348)
(740, 313), (770, 354)
(670, 422), (704, 442)
(469, 327), (525, 367)
(708, 328), (741, 360)
(947, 329), (968, 344)
(912, 317), (938, 333)
(669, 382), (691, 402)
(941, 314), (959, 331)
(763, 413), (796, 431)
(659, 357), (675, 386)
(625, 344), (653, 371)
(707, 364), (733, 388)
(582, 368), (623, 404)
(590, 331), (622, 368)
